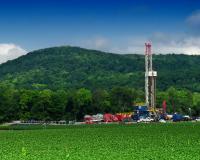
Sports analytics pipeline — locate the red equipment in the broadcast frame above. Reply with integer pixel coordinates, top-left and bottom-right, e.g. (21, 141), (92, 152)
(103, 114), (118, 122)
(84, 115), (94, 124)
(115, 113), (132, 121)
(162, 100), (167, 113)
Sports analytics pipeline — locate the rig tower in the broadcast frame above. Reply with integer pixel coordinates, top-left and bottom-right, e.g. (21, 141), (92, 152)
(145, 43), (157, 114)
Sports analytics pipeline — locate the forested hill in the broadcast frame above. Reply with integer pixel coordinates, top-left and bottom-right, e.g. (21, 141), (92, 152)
(0, 46), (200, 92)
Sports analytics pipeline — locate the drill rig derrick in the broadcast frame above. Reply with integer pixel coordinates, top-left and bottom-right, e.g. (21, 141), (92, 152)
(145, 43), (157, 118)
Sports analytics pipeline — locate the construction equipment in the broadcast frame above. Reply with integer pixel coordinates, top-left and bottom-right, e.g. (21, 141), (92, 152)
(115, 112), (132, 121)
(172, 113), (183, 122)
(132, 106), (150, 121)
(84, 114), (103, 124)
(103, 114), (118, 123)
(145, 43), (157, 118)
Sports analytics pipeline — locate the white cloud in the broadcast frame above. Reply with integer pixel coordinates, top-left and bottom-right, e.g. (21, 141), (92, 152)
(186, 10), (200, 28)
(0, 44), (27, 64)
(147, 32), (200, 55)
(81, 37), (110, 51)
(80, 10), (200, 55)
(103, 33), (200, 55)
(108, 37), (146, 54)
(93, 37), (108, 49)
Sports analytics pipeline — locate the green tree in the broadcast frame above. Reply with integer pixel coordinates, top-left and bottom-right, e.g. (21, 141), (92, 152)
(167, 87), (177, 113)
(18, 89), (35, 120)
(92, 89), (111, 113)
(73, 88), (92, 120)
(110, 87), (135, 113)
(51, 90), (68, 120)
(192, 92), (200, 116)
(0, 83), (20, 123)
(31, 89), (53, 121)
(176, 89), (192, 114)
(156, 91), (168, 109)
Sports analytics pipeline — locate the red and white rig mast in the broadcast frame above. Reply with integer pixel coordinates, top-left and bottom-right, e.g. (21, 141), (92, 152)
(145, 43), (157, 114)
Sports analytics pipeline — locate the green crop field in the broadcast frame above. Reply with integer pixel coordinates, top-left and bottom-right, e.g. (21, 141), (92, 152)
(0, 123), (200, 160)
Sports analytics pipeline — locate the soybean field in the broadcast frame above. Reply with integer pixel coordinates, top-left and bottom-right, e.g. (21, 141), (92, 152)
(0, 123), (200, 160)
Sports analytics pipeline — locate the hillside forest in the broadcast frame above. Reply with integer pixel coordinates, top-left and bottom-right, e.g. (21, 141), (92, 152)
(0, 46), (200, 122)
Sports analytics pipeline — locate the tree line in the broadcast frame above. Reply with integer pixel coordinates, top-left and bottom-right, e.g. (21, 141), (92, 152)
(0, 82), (200, 123)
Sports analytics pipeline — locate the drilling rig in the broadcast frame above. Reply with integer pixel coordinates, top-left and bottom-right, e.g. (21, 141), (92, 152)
(145, 43), (157, 117)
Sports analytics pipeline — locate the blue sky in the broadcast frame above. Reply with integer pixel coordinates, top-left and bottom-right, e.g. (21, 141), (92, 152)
(0, 0), (200, 63)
